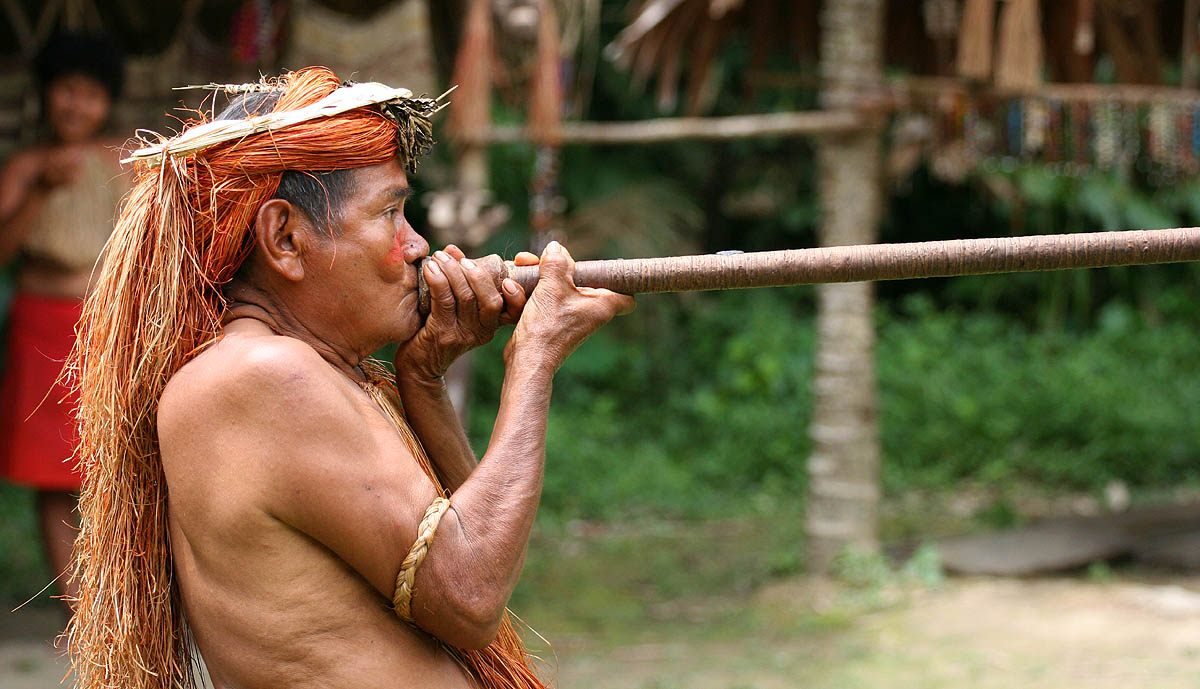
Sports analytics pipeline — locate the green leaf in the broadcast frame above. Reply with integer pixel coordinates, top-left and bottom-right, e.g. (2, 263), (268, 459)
(1077, 175), (1123, 231)
(1177, 181), (1200, 222)
(1015, 166), (1067, 206)
(1122, 192), (1177, 230)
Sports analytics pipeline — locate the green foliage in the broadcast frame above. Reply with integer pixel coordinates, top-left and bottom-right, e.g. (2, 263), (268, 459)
(1086, 560), (1115, 584)
(973, 498), (1021, 529)
(826, 544), (944, 613)
(901, 544), (945, 590)
(0, 483), (49, 606)
(832, 547), (894, 591)
(884, 163), (1200, 331)
(463, 288), (1200, 525)
(470, 288), (817, 520)
(879, 294), (1200, 491)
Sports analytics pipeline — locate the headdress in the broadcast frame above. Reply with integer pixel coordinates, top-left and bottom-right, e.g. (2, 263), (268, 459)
(65, 67), (541, 689)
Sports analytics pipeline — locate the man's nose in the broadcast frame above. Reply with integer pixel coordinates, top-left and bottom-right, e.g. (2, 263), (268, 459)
(401, 221), (430, 265)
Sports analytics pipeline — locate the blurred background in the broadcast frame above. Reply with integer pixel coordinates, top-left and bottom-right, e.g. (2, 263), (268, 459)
(3, 1), (1200, 687)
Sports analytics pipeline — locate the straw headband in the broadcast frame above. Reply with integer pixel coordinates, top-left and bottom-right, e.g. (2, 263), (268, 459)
(122, 81), (452, 172)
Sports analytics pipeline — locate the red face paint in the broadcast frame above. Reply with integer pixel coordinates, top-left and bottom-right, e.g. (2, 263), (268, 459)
(386, 230), (407, 266)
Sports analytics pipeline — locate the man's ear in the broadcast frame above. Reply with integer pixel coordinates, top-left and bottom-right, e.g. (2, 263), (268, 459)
(253, 199), (306, 281)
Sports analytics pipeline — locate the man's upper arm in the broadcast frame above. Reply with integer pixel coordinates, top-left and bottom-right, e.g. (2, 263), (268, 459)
(172, 342), (442, 600)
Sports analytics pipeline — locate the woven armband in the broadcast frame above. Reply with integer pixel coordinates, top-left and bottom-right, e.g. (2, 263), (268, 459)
(393, 496), (451, 622)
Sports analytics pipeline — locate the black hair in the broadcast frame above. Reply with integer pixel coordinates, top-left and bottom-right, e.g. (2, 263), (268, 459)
(214, 91), (354, 233)
(35, 31), (125, 100)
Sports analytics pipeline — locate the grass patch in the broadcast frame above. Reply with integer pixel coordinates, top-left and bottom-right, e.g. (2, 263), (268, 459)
(0, 483), (50, 607)
(510, 504), (809, 645)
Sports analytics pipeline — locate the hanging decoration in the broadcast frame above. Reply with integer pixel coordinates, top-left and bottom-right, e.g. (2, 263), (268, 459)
(906, 81), (1200, 186)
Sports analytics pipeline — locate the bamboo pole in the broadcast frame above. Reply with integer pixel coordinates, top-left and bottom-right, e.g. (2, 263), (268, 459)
(1185, 0), (1200, 89)
(897, 75), (1200, 103)
(464, 109), (866, 146)
(418, 228), (1200, 313)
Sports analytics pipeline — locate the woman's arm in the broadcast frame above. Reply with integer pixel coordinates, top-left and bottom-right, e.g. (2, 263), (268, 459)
(0, 151), (48, 266)
(0, 146), (87, 266)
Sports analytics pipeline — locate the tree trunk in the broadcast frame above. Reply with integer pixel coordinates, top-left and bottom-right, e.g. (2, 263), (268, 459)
(806, 0), (886, 574)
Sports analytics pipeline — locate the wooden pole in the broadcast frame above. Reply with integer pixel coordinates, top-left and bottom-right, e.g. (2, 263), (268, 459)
(465, 109), (866, 146)
(1184, 0), (1200, 89)
(419, 228), (1200, 313)
(898, 76), (1200, 103)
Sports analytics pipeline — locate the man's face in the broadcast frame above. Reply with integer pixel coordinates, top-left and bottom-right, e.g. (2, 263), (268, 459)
(301, 158), (430, 354)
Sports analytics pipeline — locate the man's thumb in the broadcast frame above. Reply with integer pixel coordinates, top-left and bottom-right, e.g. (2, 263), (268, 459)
(539, 241), (574, 284)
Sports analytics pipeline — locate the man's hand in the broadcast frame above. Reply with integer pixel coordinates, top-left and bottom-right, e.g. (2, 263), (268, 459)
(394, 245), (537, 381)
(505, 241), (635, 371)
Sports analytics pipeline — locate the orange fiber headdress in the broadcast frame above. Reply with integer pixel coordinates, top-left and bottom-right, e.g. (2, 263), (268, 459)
(66, 67), (543, 689)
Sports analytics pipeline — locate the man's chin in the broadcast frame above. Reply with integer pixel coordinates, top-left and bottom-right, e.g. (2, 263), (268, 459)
(386, 309), (425, 345)
(387, 292), (422, 341)
(392, 325), (422, 346)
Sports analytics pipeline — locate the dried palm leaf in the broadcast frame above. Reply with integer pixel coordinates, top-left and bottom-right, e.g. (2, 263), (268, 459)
(957, 0), (996, 80)
(995, 0), (1043, 92)
(449, 0), (494, 141)
(124, 81), (446, 172)
(529, 0), (563, 144)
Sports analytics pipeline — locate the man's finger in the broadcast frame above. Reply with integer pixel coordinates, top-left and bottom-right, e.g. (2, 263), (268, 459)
(537, 241), (576, 288)
(513, 251), (540, 267)
(424, 260), (457, 325)
(434, 251), (477, 320)
(461, 257), (503, 328)
(443, 244), (466, 260)
(499, 278), (526, 324)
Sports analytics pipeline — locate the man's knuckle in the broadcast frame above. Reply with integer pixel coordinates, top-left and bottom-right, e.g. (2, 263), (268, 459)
(482, 293), (503, 312)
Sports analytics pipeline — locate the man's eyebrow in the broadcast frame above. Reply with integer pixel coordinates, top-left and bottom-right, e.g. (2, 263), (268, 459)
(382, 185), (412, 202)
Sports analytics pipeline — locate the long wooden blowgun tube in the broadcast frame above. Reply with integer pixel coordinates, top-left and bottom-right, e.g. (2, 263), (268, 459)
(417, 228), (1200, 315)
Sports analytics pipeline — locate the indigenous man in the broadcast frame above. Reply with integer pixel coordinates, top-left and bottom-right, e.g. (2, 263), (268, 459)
(67, 67), (633, 689)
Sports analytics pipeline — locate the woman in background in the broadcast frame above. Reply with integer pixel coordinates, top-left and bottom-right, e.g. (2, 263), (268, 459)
(0, 32), (127, 607)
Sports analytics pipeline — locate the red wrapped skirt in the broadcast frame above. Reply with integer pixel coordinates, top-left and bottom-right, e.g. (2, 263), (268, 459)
(0, 293), (84, 490)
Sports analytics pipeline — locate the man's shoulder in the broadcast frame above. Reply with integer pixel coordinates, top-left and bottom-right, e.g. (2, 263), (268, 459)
(158, 330), (351, 439)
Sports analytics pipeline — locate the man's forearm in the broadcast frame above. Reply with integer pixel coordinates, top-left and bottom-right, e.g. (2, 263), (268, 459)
(412, 356), (554, 642)
(394, 372), (477, 491)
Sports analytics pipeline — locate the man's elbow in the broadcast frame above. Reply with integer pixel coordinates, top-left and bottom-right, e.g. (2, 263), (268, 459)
(443, 617), (502, 651)
(437, 596), (504, 650)
(419, 587), (506, 650)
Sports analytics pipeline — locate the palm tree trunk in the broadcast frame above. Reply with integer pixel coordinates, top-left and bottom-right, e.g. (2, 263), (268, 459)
(806, 0), (886, 574)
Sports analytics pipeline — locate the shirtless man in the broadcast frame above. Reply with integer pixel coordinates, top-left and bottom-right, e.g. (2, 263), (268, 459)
(148, 107), (633, 684)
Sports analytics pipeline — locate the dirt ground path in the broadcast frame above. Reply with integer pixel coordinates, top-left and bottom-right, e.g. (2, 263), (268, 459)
(5, 575), (1200, 688)
(554, 575), (1200, 689)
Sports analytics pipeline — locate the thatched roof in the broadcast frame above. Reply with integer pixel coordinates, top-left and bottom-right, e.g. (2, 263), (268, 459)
(603, 0), (1196, 117)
